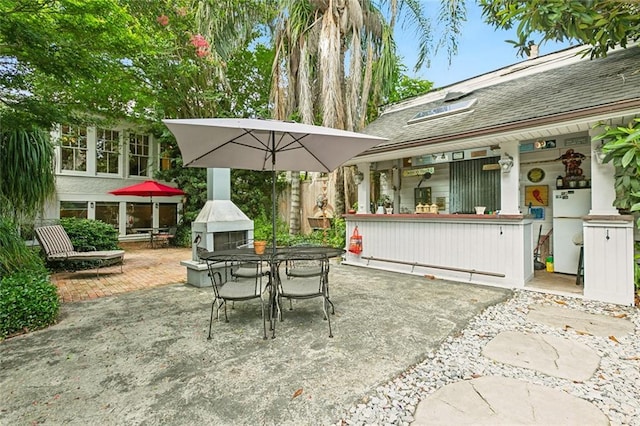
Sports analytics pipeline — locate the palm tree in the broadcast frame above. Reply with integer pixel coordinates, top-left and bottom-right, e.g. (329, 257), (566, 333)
(271, 0), (466, 231)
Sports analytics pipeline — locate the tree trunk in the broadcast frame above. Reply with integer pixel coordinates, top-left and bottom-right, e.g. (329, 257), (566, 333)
(289, 171), (300, 235)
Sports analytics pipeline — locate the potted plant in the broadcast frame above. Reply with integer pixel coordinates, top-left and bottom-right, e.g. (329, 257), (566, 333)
(348, 202), (357, 214)
(252, 227), (269, 255)
(378, 194), (392, 214)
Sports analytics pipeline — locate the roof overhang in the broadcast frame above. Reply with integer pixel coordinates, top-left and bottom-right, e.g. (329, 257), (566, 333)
(345, 99), (640, 165)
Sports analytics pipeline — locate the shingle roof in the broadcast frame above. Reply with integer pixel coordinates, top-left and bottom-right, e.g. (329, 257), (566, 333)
(362, 46), (640, 153)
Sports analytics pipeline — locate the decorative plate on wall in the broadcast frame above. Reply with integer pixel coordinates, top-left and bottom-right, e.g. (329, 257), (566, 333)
(527, 168), (545, 183)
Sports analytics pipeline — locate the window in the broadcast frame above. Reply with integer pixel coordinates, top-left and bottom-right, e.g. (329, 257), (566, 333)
(126, 202), (152, 234)
(159, 153), (173, 171)
(449, 157), (501, 213)
(95, 202), (119, 229)
(96, 129), (120, 174)
(129, 133), (150, 177)
(60, 125), (88, 171)
(407, 98), (477, 125)
(158, 203), (178, 228)
(60, 201), (88, 219)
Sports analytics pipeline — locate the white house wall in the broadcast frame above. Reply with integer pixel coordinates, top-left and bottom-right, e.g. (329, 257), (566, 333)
(42, 124), (182, 240)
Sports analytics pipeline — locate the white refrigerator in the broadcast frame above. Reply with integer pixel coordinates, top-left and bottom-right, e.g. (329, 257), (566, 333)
(552, 189), (591, 274)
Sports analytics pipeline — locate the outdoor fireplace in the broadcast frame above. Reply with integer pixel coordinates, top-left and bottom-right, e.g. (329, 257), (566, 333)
(181, 169), (254, 287)
(190, 200), (253, 260)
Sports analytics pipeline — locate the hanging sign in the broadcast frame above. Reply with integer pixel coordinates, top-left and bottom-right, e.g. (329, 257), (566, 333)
(403, 167), (434, 177)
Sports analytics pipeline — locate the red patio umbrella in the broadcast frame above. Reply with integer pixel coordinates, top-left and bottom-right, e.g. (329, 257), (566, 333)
(108, 180), (185, 203)
(109, 180), (185, 243)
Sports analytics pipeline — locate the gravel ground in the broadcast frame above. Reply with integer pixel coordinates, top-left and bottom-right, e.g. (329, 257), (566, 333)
(336, 290), (640, 426)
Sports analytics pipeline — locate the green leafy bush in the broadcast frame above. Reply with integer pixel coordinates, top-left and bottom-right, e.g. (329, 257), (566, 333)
(50, 218), (121, 272)
(60, 217), (120, 250)
(300, 217), (346, 248)
(173, 223), (192, 247)
(0, 271), (60, 339)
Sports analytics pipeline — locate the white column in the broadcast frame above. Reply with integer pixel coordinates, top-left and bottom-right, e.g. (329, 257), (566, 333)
(87, 201), (96, 220)
(588, 127), (618, 215)
(118, 202), (127, 236)
(356, 162), (371, 214)
(153, 203), (160, 229)
(86, 126), (96, 175)
(499, 140), (520, 214)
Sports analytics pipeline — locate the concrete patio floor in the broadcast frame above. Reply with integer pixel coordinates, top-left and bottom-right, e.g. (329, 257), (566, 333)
(0, 246), (511, 425)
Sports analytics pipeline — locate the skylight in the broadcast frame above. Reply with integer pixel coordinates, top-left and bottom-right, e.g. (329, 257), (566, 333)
(407, 98), (477, 124)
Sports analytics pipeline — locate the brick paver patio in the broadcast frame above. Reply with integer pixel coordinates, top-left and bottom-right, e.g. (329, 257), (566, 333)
(50, 243), (191, 303)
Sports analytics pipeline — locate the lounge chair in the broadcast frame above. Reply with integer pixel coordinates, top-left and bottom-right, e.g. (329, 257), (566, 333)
(35, 225), (125, 278)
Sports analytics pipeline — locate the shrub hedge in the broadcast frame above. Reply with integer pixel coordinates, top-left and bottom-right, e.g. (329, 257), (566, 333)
(0, 218), (47, 279)
(0, 218), (60, 340)
(60, 217), (120, 250)
(0, 271), (60, 339)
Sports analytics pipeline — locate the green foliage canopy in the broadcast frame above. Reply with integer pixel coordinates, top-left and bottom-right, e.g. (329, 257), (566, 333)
(479, 0), (640, 58)
(0, 0), (147, 128)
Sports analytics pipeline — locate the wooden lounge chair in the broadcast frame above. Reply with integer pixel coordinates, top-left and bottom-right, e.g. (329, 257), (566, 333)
(35, 225), (125, 278)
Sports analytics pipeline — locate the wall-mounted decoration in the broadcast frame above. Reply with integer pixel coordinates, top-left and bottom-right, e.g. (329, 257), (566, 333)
(436, 196), (446, 210)
(414, 187), (432, 205)
(520, 143), (534, 153)
(525, 185), (549, 206)
(403, 167), (435, 177)
(560, 148), (586, 178)
(452, 151), (464, 160)
(530, 206), (545, 220)
(534, 139), (556, 149)
(527, 168), (545, 183)
(563, 136), (588, 147)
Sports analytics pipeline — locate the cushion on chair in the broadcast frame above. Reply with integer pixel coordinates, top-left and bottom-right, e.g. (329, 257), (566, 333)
(280, 278), (323, 297)
(35, 225), (75, 256)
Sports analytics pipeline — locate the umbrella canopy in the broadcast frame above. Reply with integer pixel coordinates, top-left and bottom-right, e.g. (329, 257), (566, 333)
(163, 118), (387, 251)
(109, 180), (185, 202)
(163, 118), (387, 172)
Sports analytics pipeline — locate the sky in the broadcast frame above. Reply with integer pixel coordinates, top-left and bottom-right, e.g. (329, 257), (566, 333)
(395, 1), (574, 88)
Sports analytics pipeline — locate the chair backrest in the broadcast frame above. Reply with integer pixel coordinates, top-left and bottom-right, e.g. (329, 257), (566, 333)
(35, 225), (75, 256)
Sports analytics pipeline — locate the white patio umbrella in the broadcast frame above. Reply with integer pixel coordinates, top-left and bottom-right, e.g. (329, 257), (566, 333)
(163, 118), (387, 251)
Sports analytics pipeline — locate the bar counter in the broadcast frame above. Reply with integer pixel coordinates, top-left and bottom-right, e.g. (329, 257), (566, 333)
(343, 212), (534, 289)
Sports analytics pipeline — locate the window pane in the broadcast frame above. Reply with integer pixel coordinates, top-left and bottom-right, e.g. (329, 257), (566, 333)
(60, 201), (87, 219)
(126, 202), (152, 234)
(60, 125), (87, 171)
(95, 202), (119, 228)
(128, 133), (150, 177)
(97, 129), (120, 174)
(158, 204), (178, 228)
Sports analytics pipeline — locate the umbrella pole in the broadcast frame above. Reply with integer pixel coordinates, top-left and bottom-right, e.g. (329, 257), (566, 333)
(271, 130), (277, 255)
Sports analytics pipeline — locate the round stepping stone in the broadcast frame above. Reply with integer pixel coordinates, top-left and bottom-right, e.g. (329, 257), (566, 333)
(482, 331), (599, 381)
(527, 305), (634, 337)
(413, 376), (609, 425)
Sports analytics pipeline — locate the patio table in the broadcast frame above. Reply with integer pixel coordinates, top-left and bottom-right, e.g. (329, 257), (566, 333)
(133, 227), (168, 248)
(200, 246), (345, 338)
